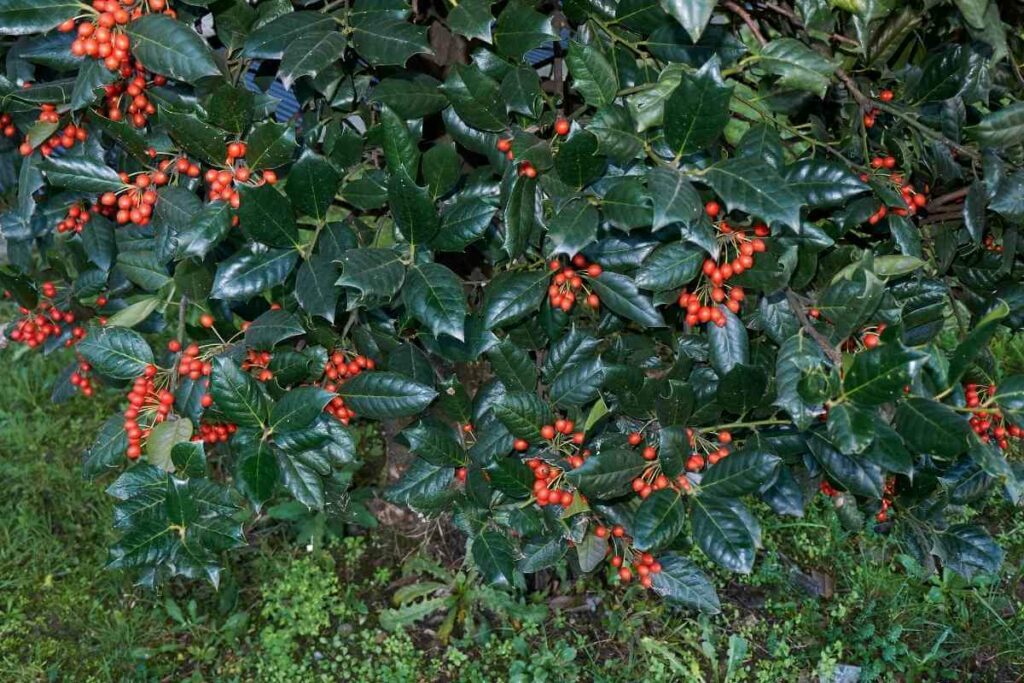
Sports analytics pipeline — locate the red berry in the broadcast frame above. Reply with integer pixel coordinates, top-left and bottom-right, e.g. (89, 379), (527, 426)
(554, 118), (570, 136)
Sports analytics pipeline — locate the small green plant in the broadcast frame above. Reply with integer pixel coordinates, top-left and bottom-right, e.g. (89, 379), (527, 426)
(380, 553), (548, 643)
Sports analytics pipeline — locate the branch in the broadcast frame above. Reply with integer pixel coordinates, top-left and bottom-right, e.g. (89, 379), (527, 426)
(785, 289), (843, 367)
(872, 101), (982, 161)
(836, 68), (870, 109)
(763, 1), (859, 47)
(723, 1), (767, 47)
(926, 186), (969, 211)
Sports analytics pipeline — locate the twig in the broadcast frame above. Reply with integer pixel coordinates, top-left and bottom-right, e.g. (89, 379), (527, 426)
(785, 289), (842, 367)
(340, 308), (359, 340)
(763, 1), (859, 47)
(724, 1), (767, 47)
(925, 187), (969, 211)
(169, 295), (188, 391)
(836, 68), (870, 109)
(872, 101), (982, 161)
(552, 11), (566, 105)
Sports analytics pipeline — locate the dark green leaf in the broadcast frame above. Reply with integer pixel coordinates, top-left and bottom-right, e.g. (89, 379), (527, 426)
(482, 270), (550, 329)
(211, 246), (298, 300)
(704, 157), (804, 230)
(589, 272), (665, 327)
(337, 372), (438, 419)
(565, 448), (648, 498)
(286, 150), (341, 223)
(472, 531), (518, 587)
(633, 489), (686, 551)
(663, 57), (733, 156)
(244, 309), (304, 350)
(238, 183), (300, 249)
(402, 263), (467, 340)
(650, 553), (720, 613)
(893, 398), (973, 460)
(78, 326), (154, 380)
(210, 356), (272, 428)
(389, 168), (440, 245)
(127, 15), (220, 84)
(691, 497), (759, 573)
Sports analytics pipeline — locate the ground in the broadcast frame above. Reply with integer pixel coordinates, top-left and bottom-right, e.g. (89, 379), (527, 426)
(0, 343), (1022, 682)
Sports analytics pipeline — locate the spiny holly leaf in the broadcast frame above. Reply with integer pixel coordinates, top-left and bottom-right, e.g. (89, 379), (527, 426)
(402, 263), (467, 341)
(893, 398), (973, 460)
(482, 270), (550, 329)
(663, 57), (733, 156)
(704, 157), (804, 230)
(588, 272), (665, 327)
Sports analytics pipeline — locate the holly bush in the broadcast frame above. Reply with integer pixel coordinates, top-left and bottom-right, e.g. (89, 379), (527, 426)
(1, 0), (1024, 608)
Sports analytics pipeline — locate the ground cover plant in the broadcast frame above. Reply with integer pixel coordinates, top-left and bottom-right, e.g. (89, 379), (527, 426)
(0, 0), (1023, 648)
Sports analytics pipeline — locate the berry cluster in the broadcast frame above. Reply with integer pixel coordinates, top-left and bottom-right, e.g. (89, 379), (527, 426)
(546, 254), (602, 313)
(687, 429), (733, 471)
(0, 113), (15, 137)
(596, 526), (663, 588)
(7, 288), (85, 349)
(175, 342), (213, 383)
(676, 202), (766, 327)
(18, 114), (88, 157)
(204, 142), (278, 207)
(68, 359), (96, 397)
(496, 117), (570, 179)
(56, 204), (92, 234)
(965, 383), (1023, 450)
(982, 234), (1004, 253)
(59, 0), (173, 73)
(102, 69), (165, 127)
(876, 478), (896, 522)
(122, 364), (172, 460)
(322, 351), (376, 424)
(861, 158), (929, 224)
(862, 89), (893, 128)
(527, 458), (575, 508)
(194, 421), (237, 445)
(97, 168), (169, 226)
(242, 349), (274, 383)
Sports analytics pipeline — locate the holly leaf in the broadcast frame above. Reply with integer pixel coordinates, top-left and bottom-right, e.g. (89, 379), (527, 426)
(633, 489), (687, 551)
(704, 157), (804, 230)
(127, 15), (220, 84)
(78, 326), (154, 380)
(402, 263), (467, 341)
(337, 372), (439, 419)
(210, 357), (272, 429)
(663, 57), (733, 156)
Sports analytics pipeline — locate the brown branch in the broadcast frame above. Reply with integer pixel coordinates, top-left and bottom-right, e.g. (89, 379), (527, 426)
(785, 289), (843, 367)
(763, 1), (859, 47)
(836, 68), (870, 109)
(724, 1), (767, 47)
(925, 187), (969, 211)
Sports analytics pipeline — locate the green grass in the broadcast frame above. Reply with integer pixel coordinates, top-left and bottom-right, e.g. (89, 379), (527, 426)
(0, 348), (1022, 681)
